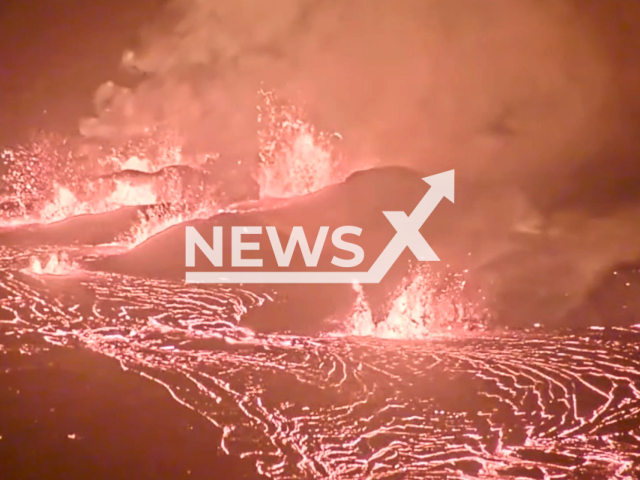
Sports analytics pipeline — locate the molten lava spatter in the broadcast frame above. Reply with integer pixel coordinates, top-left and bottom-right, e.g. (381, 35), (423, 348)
(257, 90), (347, 199)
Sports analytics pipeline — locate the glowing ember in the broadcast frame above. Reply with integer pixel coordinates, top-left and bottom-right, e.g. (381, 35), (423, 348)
(0, 94), (348, 234)
(118, 204), (213, 248)
(257, 90), (346, 198)
(344, 264), (486, 339)
(101, 126), (186, 173)
(26, 251), (79, 276)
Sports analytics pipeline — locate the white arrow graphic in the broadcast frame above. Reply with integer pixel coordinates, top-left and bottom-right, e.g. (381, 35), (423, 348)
(186, 170), (454, 284)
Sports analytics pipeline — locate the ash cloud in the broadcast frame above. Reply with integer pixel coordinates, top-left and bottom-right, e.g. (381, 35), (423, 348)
(80, 0), (640, 194)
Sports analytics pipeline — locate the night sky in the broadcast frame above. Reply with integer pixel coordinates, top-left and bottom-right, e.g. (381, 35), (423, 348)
(0, 0), (160, 145)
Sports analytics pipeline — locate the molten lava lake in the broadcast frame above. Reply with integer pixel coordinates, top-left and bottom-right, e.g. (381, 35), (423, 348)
(0, 239), (638, 479)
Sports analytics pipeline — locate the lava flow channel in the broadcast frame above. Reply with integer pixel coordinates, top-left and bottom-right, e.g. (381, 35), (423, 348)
(0, 246), (639, 480)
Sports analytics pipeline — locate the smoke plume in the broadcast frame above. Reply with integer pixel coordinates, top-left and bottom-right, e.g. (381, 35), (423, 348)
(80, 0), (640, 196)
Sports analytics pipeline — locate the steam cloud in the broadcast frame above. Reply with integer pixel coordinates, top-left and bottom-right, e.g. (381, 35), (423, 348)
(80, 0), (640, 195)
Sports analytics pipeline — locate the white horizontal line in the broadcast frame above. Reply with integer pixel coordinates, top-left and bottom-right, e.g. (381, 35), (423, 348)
(185, 271), (375, 284)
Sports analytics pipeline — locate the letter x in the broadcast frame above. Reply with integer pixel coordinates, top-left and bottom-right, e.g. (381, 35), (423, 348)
(383, 211), (439, 261)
